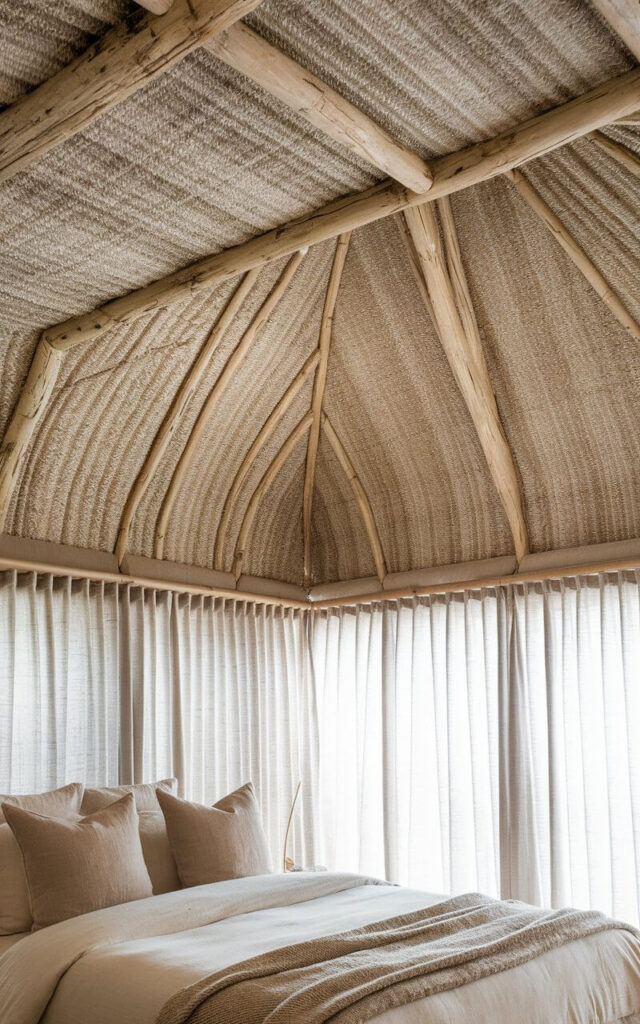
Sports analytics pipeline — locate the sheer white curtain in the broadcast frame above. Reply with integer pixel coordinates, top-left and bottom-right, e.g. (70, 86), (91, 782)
(0, 572), (120, 793)
(118, 588), (315, 865)
(307, 572), (640, 924)
(307, 593), (504, 896)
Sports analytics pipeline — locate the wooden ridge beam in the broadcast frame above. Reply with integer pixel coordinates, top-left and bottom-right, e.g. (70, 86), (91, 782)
(205, 23), (433, 192)
(302, 234), (351, 587)
(321, 412), (387, 583)
(154, 250), (305, 558)
(213, 348), (320, 570)
(591, 0), (640, 61)
(115, 270), (259, 566)
(42, 67), (640, 351)
(591, 130), (640, 179)
(136, 0), (175, 13)
(0, 0), (262, 185)
(505, 167), (640, 341)
(232, 412), (313, 580)
(404, 200), (529, 562)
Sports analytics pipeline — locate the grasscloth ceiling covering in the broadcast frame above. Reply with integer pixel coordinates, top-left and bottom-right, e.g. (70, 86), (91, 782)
(0, 0), (639, 588)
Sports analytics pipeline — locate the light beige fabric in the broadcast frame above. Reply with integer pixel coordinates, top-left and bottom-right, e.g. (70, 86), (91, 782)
(3, 793), (153, 930)
(0, 875), (638, 1024)
(157, 784), (272, 888)
(0, 783), (83, 824)
(0, 932), (27, 958)
(0, 783), (84, 935)
(81, 780), (180, 895)
(80, 778), (177, 814)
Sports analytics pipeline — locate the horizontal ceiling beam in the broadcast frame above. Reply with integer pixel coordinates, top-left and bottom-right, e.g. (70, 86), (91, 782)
(205, 23), (433, 192)
(0, 0), (263, 185)
(43, 66), (640, 351)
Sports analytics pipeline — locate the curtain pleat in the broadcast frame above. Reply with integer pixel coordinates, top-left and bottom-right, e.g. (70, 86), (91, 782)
(1, 568), (639, 921)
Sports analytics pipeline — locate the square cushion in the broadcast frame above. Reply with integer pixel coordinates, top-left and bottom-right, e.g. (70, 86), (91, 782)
(0, 783), (83, 935)
(80, 778), (177, 815)
(3, 793), (153, 930)
(157, 783), (271, 889)
(82, 779), (180, 894)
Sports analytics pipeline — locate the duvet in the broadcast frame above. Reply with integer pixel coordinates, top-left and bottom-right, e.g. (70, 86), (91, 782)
(0, 872), (639, 1024)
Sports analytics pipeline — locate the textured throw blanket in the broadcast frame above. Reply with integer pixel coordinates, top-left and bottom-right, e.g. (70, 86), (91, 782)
(158, 892), (638, 1024)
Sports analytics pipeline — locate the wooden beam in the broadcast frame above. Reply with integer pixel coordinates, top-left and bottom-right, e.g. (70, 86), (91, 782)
(42, 67), (640, 351)
(115, 270), (259, 566)
(0, 339), (64, 531)
(213, 348), (320, 570)
(591, 129), (640, 179)
(591, 0), (640, 61)
(302, 234), (351, 587)
(405, 201), (529, 562)
(154, 250), (305, 558)
(310, 555), (640, 608)
(505, 167), (640, 341)
(232, 412), (312, 580)
(321, 412), (387, 582)
(0, 0), (263, 185)
(205, 23), (433, 193)
(614, 109), (640, 124)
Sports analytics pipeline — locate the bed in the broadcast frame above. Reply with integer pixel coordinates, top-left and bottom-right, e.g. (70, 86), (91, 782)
(1, 872), (639, 1024)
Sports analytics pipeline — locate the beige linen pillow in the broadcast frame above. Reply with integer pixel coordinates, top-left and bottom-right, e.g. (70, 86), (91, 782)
(0, 783), (84, 935)
(157, 783), (272, 888)
(80, 778), (177, 814)
(82, 779), (180, 894)
(3, 793), (153, 930)
(0, 782), (83, 824)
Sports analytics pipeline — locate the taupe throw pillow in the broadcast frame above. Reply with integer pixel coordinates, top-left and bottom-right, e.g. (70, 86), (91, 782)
(3, 793), (153, 930)
(80, 778), (177, 814)
(81, 779), (180, 894)
(157, 783), (272, 888)
(0, 783), (84, 935)
(0, 782), (83, 824)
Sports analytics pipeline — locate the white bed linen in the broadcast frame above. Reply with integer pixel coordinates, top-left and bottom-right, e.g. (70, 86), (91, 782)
(0, 873), (638, 1024)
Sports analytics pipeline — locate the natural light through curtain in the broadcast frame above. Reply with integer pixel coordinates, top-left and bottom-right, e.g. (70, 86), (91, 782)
(0, 568), (639, 923)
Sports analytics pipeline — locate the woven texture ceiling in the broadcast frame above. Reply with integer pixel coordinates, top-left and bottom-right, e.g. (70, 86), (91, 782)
(0, 0), (639, 587)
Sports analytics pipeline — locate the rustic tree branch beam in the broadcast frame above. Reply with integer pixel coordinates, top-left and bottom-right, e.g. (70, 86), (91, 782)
(0, 340), (63, 531)
(205, 23), (433, 192)
(320, 412), (387, 582)
(42, 67), (640, 351)
(154, 250), (305, 559)
(590, 0), (640, 61)
(214, 348), (320, 571)
(404, 201), (529, 562)
(232, 412), (313, 580)
(505, 168), (640, 342)
(302, 233), (351, 587)
(591, 129), (640, 178)
(0, 0), (263, 185)
(136, 0), (175, 13)
(115, 270), (259, 566)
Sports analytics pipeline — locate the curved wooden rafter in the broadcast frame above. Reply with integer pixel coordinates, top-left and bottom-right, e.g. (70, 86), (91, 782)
(213, 348), (320, 570)
(404, 200), (530, 563)
(115, 270), (260, 566)
(302, 233), (351, 587)
(505, 168), (640, 342)
(154, 249), (306, 559)
(320, 412), (387, 582)
(231, 412), (313, 580)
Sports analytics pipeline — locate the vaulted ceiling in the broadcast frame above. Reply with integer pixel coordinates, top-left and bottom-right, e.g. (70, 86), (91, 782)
(0, 0), (639, 593)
